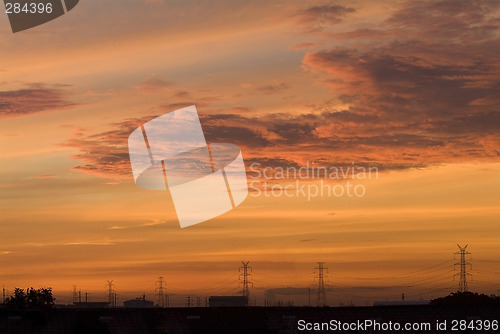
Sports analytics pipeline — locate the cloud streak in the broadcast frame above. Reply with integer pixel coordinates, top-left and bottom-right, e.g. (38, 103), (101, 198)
(0, 84), (76, 119)
(297, 4), (356, 31)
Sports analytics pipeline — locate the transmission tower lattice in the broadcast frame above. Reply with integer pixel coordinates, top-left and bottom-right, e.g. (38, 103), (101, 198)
(239, 261), (253, 299)
(454, 244), (472, 292)
(315, 262), (328, 306)
(156, 277), (166, 307)
(107, 280), (115, 307)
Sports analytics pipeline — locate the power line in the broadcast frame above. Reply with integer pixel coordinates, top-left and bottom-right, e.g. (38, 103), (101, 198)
(329, 259), (455, 281)
(167, 273), (239, 293)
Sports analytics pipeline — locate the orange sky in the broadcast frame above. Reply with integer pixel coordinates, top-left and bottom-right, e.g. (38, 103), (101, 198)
(1, 0), (499, 306)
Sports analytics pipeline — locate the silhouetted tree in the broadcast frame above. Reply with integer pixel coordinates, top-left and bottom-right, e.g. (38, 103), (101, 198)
(5, 288), (27, 309)
(35, 287), (55, 307)
(6, 287), (55, 309)
(431, 291), (499, 305)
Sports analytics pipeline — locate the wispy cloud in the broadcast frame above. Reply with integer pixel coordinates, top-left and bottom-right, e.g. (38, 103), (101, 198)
(64, 116), (156, 177)
(256, 81), (290, 95)
(36, 174), (58, 179)
(134, 76), (173, 92)
(0, 84), (76, 119)
(297, 5), (356, 31)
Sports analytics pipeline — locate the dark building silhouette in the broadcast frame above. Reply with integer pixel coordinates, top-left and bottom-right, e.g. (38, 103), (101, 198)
(73, 302), (110, 309)
(124, 296), (154, 308)
(209, 296), (248, 307)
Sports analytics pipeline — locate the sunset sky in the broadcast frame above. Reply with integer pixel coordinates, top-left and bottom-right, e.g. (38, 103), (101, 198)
(1, 0), (499, 306)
